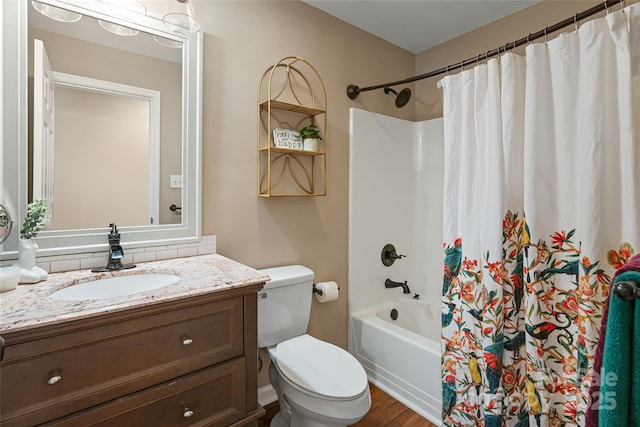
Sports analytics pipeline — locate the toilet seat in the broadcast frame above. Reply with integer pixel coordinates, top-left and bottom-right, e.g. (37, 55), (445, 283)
(272, 334), (368, 400)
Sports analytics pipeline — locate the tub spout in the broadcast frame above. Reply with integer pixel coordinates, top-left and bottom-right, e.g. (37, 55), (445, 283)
(385, 279), (411, 294)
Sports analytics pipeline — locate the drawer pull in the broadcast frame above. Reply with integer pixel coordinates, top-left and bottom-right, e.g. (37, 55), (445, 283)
(183, 408), (194, 418)
(47, 373), (62, 385)
(182, 337), (193, 346)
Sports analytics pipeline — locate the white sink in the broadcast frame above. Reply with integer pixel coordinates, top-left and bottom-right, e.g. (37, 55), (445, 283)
(50, 273), (181, 301)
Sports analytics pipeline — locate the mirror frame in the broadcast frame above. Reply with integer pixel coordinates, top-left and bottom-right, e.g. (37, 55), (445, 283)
(1, 0), (202, 259)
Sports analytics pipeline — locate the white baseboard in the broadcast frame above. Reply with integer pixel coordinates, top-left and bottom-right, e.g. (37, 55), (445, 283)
(258, 384), (277, 407)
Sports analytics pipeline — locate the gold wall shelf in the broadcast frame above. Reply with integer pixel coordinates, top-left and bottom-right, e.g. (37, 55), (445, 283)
(258, 56), (327, 197)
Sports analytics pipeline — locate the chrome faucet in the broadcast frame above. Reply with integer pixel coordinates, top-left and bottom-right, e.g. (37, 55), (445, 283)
(91, 223), (136, 272)
(385, 279), (411, 294)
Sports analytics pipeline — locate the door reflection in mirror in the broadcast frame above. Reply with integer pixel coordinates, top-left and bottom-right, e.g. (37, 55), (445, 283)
(32, 39), (55, 224)
(53, 79), (155, 229)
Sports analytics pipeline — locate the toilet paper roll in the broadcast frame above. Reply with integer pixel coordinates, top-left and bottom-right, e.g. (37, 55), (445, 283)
(315, 281), (339, 303)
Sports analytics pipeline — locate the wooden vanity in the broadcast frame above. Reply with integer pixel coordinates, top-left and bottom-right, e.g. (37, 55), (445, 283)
(0, 254), (268, 427)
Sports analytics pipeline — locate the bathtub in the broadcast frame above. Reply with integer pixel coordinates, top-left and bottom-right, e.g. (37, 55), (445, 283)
(349, 298), (441, 425)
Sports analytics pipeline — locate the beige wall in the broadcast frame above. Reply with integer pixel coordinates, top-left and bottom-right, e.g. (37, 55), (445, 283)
(196, 0), (415, 353)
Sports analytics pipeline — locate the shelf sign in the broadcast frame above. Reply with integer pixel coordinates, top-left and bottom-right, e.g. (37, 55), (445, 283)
(273, 128), (302, 149)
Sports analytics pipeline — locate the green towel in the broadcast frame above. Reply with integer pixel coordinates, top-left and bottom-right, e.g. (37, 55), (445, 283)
(600, 271), (640, 427)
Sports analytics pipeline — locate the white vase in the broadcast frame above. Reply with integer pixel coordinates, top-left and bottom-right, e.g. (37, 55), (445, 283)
(15, 238), (48, 284)
(18, 238), (38, 269)
(303, 138), (319, 151)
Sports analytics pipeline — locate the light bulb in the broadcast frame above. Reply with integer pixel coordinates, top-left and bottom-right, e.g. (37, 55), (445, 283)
(97, 0), (147, 37)
(32, 1), (82, 23)
(163, 0), (200, 34)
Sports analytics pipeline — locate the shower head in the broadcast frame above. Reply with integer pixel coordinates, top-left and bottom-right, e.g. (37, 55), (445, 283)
(383, 87), (412, 108)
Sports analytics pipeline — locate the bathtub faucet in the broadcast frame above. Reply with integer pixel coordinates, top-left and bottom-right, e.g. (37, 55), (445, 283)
(385, 279), (411, 294)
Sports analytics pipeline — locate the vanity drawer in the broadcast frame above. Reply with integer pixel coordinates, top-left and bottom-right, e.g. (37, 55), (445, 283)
(49, 358), (246, 427)
(0, 296), (244, 426)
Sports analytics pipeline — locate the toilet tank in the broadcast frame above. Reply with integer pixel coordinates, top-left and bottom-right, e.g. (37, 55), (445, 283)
(257, 265), (314, 348)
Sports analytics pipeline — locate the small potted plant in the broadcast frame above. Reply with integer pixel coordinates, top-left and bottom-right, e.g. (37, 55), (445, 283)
(21, 199), (48, 240)
(15, 199), (49, 284)
(299, 124), (323, 151)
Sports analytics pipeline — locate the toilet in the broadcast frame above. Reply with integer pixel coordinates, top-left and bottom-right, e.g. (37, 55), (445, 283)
(258, 265), (371, 427)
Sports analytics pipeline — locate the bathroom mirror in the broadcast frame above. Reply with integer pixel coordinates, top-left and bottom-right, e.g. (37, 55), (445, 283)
(1, 0), (202, 259)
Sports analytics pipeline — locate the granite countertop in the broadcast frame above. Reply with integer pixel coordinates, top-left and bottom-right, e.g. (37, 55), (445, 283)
(0, 254), (270, 334)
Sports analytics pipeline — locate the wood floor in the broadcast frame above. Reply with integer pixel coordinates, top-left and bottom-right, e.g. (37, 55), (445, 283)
(257, 383), (438, 427)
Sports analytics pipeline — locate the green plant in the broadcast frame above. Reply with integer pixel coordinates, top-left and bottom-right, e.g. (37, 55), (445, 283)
(20, 199), (48, 240)
(299, 124), (323, 140)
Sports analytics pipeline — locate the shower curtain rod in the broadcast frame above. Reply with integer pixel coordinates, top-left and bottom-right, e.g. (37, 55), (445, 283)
(346, 0), (624, 100)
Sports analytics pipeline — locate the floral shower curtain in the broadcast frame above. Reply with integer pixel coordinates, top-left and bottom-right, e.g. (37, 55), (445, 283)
(440, 4), (640, 427)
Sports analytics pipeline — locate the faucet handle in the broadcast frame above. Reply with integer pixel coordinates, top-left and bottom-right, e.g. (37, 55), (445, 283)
(108, 223), (120, 241)
(381, 243), (407, 266)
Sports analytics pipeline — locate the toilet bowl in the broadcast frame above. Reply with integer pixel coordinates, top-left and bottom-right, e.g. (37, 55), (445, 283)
(257, 266), (371, 427)
(268, 334), (370, 427)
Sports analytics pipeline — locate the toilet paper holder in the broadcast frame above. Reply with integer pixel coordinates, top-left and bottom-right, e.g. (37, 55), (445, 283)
(313, 283), (340, 296)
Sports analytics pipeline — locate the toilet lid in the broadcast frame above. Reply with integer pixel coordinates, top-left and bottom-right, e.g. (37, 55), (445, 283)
(275, 334), (368, 399)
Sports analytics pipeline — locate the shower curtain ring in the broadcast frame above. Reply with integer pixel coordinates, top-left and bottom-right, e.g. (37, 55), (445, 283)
(527, 34), (531, 44)
(544, 27), (548, 44)
(604, 0), (610, 14)
(574, 13), (579, 31)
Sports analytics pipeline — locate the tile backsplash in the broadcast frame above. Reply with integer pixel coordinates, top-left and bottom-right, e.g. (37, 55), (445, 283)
(6, 235), (217, 274)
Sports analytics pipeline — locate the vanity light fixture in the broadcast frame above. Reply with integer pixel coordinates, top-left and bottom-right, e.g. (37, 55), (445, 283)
(98, 20), (140, 36)
(162, 0), (200, 34)
(98, 0), (147, 37)
(31, 1), (82, 23)
(153, 35), (182, 49)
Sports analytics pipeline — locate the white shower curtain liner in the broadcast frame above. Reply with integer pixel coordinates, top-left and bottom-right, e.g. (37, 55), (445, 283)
(439, 3), (640, 426)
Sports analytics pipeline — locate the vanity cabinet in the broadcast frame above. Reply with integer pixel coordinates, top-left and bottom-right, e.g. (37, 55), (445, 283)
(258, 56), (327, 197)
(0, 285), (264, 426)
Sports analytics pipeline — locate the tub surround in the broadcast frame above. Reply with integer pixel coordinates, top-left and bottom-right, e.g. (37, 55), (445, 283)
(348, 110), (444, 424)
(0, 253), (270, 334)
(351, 299), (441, 424)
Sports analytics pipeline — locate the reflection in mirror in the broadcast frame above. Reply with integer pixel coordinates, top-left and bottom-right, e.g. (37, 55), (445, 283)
(28, 1), (183, 228)
(1, 0), (202, 259)
(52, 73), (161, 228)
(0, 204), (14, 246)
